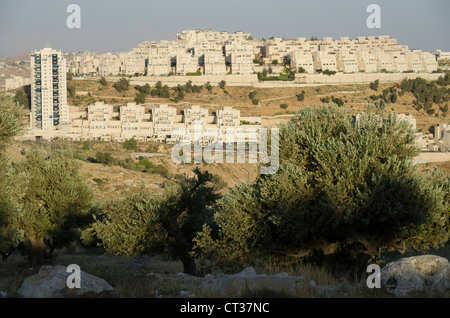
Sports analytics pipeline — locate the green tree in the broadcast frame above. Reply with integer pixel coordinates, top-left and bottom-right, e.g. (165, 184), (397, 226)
(194, 105), (449, 279)
(95, 152), (114, 165)
(93, 168), (221, 275)
(390, 93), (398, 103)
(331, 96), (344, 107)
(261, 68), (268, 78)
(0, 93), (27, 261)
(67, 85), (76, 97)
(14, 87), (30, 109)
(369, 80), (379, 91)
(134, 92), (147, 104)
(123, 138), (139, 152)
(18, 150), (94, 265)
(99, 76), (108, 86)
(113, 77), (130, 93)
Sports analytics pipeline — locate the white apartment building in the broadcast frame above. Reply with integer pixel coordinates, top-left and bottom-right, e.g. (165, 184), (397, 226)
(433, 123), (450, 150)
(98, 53), (121, 76)
(336, 51), (359, 73)
(313, 51), (337, 72)
(434, 123), (450, 141)
(216, 106), (241, 129)
(120, 102), (153, 141)
(290, 51), (314, 73)
(433, 50), (450, 61)
(85, 101), (121, 141)
(356, 51), (378, 73)
(375, 50), (394, 72)
(147, 54), (172, 76)
(392, 52), (408, 73)
(24, 99), (262, 143)
(30, 47), (69, 131)
(69, 52), (101, 75)
(118, 52), (146, 75)
(230, 51), (254, 74)
(176, 53), (200, 75)
(151, 103), (178, 142)
(203, 52), (227, 75)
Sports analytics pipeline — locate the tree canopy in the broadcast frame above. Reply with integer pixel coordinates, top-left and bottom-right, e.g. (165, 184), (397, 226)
(193, 105), (450, 278)
(92, 168), (221, 275)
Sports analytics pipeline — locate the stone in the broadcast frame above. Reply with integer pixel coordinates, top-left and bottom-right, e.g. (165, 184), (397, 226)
(17, 265), (114, 298)
(197, 266), (304, 297)
(381, 255), (450, 296)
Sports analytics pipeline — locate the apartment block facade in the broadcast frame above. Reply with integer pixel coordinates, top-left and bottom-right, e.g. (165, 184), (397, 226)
(30, 47), (69, 131)
(68, 30), (440, 77)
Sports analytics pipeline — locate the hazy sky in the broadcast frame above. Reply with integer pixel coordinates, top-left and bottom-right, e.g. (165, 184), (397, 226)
(0, 0), (449, 57)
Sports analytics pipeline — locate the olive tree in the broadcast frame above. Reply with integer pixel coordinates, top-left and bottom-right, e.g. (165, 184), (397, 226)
(92, 168), (221, 275)
(0, 93), (26, 261)
(18, 150), (94, 265)
(193, 105), (450, 278)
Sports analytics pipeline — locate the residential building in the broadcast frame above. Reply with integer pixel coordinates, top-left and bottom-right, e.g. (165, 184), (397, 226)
(30, 47), (69, 131)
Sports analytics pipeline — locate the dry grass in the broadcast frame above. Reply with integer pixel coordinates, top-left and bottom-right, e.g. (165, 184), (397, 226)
(2, 245), (450, 298)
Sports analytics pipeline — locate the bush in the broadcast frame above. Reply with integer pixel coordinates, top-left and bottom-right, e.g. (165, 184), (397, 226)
(154, 165), (170, 178)
(123, 138), (139, 152)
(186, 70), (202, 76)
(113, 77), (130, 93)
(99, 77), (108, 86)
(95, 152), (114, 165)
(82, 142), (91, 151)
(280, 103), (288, 109)
(134, 92), (147, 104)
(93, 177), (103, 184)
(322, 69), (336, 76)
(331, 96), (344, 107)
(369, 79), (379, 91)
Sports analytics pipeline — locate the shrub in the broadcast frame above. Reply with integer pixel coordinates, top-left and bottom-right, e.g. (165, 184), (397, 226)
(369, 79), (379, 91)
(113, 77), (130, 93)
(154, 165), (170, 178)
(123, 138), (139, 152)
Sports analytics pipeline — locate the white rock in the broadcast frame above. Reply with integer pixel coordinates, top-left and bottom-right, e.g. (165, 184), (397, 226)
(381, 255), (450, 296)
(17, 265), (114, 298)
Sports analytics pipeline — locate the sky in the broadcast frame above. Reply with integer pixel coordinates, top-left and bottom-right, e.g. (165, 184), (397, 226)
(0, 0), (449, 57)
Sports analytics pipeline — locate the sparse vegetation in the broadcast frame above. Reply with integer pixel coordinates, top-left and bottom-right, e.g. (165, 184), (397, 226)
(113, 77), (130, 93)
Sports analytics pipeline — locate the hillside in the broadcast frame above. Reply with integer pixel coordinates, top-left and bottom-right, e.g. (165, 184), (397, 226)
(68, 76), (450, 132)
(10, 140), (260, 202)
